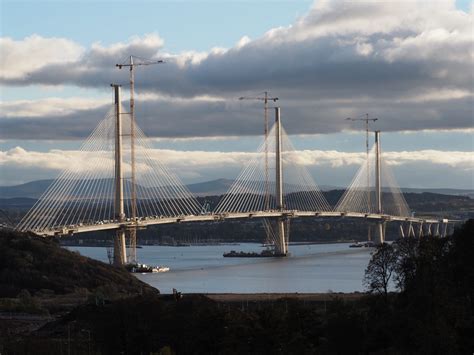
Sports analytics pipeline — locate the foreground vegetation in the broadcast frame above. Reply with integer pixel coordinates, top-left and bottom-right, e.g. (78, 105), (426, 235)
(0, 220), (473, 354)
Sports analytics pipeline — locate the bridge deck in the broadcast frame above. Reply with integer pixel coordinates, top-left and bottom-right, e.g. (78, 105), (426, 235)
(38, 211), (450, 237)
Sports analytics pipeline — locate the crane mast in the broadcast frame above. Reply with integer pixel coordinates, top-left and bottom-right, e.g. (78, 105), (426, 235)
(239, 92), (278, 211)
(239, 92), (278, 248)
(345, 114), (378, 241)
(116, 56), (164, 263)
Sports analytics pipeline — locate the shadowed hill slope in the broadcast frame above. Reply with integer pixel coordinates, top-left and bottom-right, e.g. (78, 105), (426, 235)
(0, 230), (157, 297)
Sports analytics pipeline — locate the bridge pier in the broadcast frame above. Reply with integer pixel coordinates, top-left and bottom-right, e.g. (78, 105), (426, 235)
(375, 222), (386, 244)
(433, 223), (440, 237)
(276, 218), (288, 255)
(399, 223), (405, 238)
(441, 222), (448, 238)
(114, 230), (127, 265)
(418, 223), (424, 238)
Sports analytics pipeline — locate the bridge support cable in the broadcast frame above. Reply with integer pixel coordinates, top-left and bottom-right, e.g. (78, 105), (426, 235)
(16, 97), (202, 247)
(335, 148), (410, 217)
(16, 108), (116, 233)
(133, 127), (202, 216)
(335, 134), (411, 242)
(214, 123), (330, 214)
(215, 107), (330, 254)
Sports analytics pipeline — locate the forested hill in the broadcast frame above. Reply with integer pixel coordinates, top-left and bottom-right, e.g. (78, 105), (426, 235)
(0, 230), (157, 297)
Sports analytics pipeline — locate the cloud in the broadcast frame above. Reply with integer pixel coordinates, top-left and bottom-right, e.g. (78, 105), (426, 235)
(283, 149), (473, 170)
(383, 150), (474, 169)
(1, 33), (165, 86)
(3, 1), (471, 94)
(0, 93), (472, 139)
(0, 35), (84, 80)
(1, 0), (472, 138)
(1, 146), (472, 188)
(0, 97), (108, 118)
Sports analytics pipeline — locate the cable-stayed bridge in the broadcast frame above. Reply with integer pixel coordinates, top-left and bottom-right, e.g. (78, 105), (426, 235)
(16, 85), (454, 265)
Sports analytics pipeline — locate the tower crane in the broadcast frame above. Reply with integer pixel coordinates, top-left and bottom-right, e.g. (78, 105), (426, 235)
(345, 114), (378, 161)
(116, 55), (164, 263)
(239, 92), (279, 248)
(239, 92), (278, 211)
(345, 113), (379, 241)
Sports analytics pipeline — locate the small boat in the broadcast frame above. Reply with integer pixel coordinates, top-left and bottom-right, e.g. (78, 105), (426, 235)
(126, 263), (170, 273)
(349, 242), (363, 248)
(153, 266), (170, 273)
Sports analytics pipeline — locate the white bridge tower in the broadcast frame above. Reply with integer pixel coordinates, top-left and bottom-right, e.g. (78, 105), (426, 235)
(112, 84), (127, 265)
(274, 107), (288, 255)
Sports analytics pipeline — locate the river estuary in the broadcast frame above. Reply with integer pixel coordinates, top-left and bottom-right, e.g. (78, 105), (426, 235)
(66, 243), (373, 294)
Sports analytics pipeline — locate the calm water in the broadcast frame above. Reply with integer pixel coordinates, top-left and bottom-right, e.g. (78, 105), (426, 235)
(67, 243), (373, 294)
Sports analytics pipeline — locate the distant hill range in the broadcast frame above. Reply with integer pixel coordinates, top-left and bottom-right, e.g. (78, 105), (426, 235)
(0, 180), (54, 199)
(0, 178), (473, 199)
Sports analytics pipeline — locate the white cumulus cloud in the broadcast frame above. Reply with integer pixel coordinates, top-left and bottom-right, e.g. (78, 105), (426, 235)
(0, 35), (84, 80)
(1, 146), (472, 187)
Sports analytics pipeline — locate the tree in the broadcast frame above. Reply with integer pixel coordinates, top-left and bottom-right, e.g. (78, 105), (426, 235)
(392, 237), (419, 292)
(364, 243), (397, 299)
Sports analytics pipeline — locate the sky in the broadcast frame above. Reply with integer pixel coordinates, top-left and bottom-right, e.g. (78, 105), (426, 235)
(0, 0), (473, 189)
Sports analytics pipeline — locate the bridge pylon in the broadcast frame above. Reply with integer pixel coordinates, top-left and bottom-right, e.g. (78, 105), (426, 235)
(274, 107), (287, 255)
(336, 130), (411, 243)
(214, 105), (330, 255)
(111, 84), (127, 266)
(374, 130), (385, 244)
